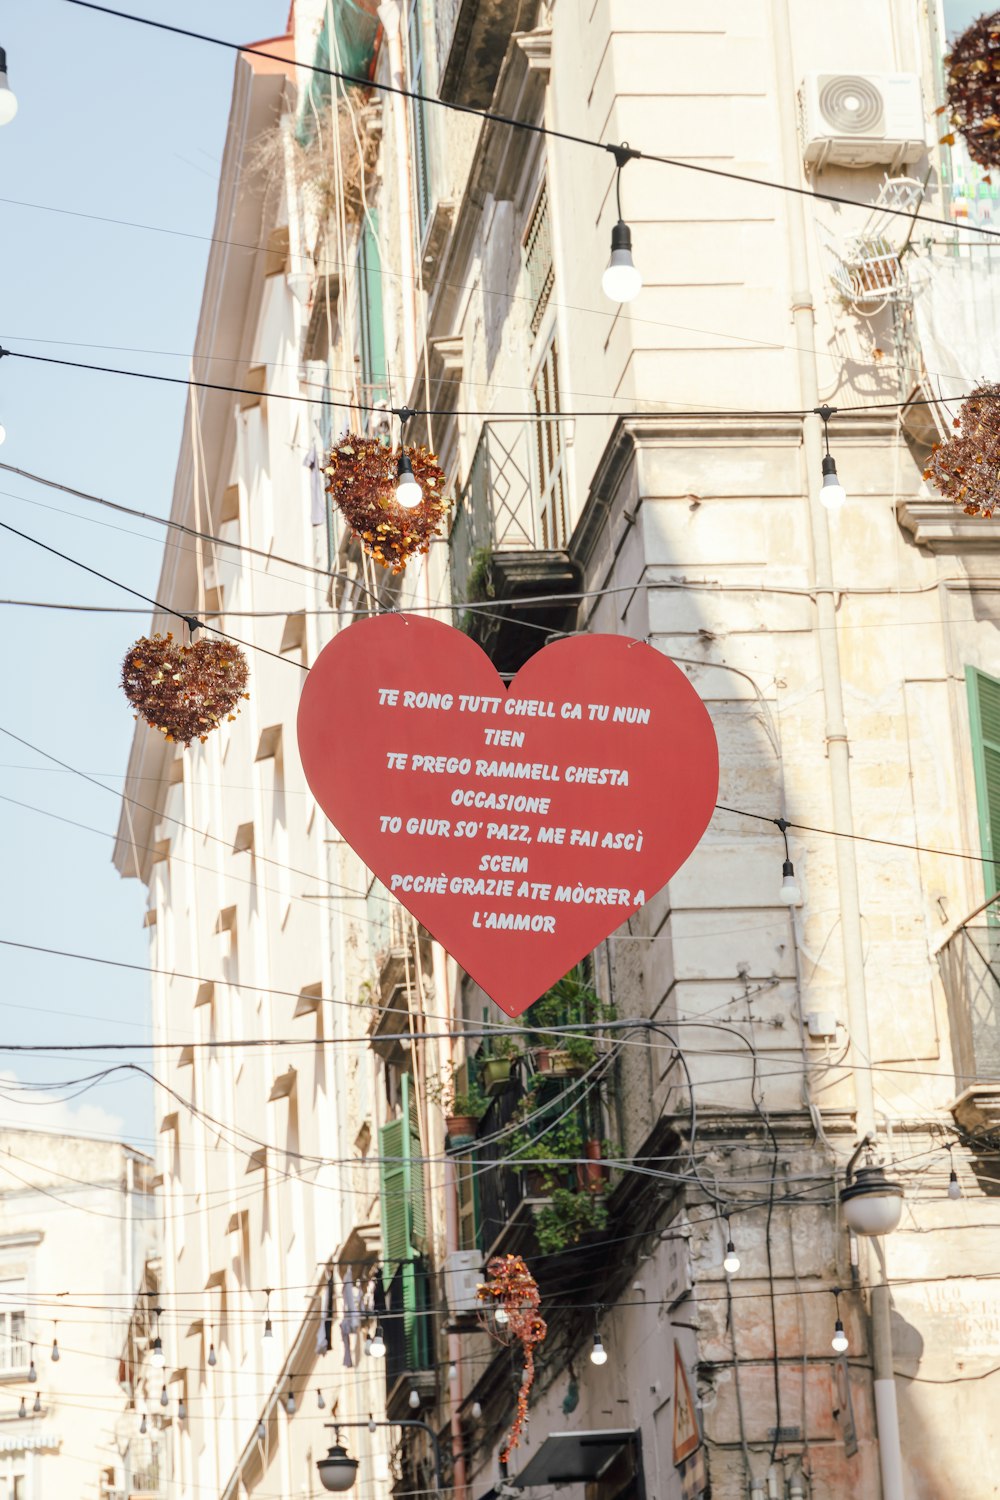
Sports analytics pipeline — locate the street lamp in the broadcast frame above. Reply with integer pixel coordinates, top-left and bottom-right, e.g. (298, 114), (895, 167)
(316, 1419), (444, 1496)
(839, 1165), (903, 1236)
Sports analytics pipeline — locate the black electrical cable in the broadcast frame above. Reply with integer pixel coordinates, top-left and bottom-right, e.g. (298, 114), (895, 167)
(56, 0), (1000, 247)
(0, 344), (979, 421)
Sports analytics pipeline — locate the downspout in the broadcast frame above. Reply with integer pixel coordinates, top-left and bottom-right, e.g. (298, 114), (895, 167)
(435, 940), (468, 1500)
(771, 0), (876, 1138)
(376, 1), (419, 389)
(771, 13), (898, 1498)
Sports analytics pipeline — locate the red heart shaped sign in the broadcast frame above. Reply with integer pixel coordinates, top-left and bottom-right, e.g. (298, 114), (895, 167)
(297, 615), (718, 1016)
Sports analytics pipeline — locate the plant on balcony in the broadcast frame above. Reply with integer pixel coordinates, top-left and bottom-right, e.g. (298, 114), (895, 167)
(524, 968), (614, 1074)
(324, 433), (450, 572)
(477, 1032), (522, 1093)
(508, 1108), (584, 1195)
(534, 1186), (610, 1255)
(426, 1064), (489, 1139)
(924, 383), (1000, 518)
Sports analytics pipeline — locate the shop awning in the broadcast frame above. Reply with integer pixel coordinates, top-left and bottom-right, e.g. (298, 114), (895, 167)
(509, 1431), (636, 1489)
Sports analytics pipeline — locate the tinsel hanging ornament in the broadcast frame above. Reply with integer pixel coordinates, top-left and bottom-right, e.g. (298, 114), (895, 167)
(324, 432), (449, 573)
(924, 381), (1000, 517)
(121, 632), (250, 746)
(476, 1254), (547, 1461)
(943, 12), (1000, 169)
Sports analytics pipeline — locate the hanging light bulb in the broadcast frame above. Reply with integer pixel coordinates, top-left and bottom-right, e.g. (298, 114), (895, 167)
(262, 1289), (274, 1345)
(27, 1348), (36, 1383)
(368, 1327), (386, 1359)
(602, 145), (642, 303)
(471, 1401), (483, 1420)
(32, 1391), (41, 1414)
(256, 1419), (266, 1442)
(207, 1342), (217, 1368)
(448, 1363), (458, 1381)
(408, 1388), (421, 1410)
(139, 1414), (148, 1436)
(0, 425), (6, 446)
(815, 405), (846, 511)
(178, 1397), (187, 1421)
(17, 1398), (26, 1420)
(150, 1335), (165, 1369)
(590, 1333), (608, 1366)
(50, 1336), (59, 1364)
(0, 48), (18, 127)
(394, 450), (423, 509)
(159, 1385), (169, 1408)
(286, 1384), (296, 1416)
(494, 1306), (509, 1327)
(722, 1216), (740, 1274)
(831, 1288), (848, 1352)
(317, 1388), (326, 1410)
(947, 1149), (962, 1200)
(774, 817), (801, 905)
(368, 1416), (377, 1433)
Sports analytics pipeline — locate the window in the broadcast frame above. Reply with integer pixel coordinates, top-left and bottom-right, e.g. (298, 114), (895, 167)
(524, 184), (555, 337)
(356, 216), (388, 412)
(0, 1280), (27, 1373)
(406, 3), (432, 241)
(532, 339), (568, 549)
(378, 1074), (431, 1372)
(967, 666), (1000, 902)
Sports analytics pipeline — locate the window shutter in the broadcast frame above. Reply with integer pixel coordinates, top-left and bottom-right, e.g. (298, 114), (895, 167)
(966, 666), (1000, 902)
(378, 1113), (410, 1271)
(377, 1075), (430, 1370)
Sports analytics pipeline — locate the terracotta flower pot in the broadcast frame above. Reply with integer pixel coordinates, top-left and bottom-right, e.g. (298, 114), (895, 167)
(577, 1139), (609, 1193)
(446, 1114), (478, 1140)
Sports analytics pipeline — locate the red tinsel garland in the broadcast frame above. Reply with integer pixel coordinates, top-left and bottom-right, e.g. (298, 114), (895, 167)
(476, 1254), (547, 1461)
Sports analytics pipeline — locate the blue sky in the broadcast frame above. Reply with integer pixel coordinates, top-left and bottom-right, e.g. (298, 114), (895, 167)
(0, 0), (283, 1146)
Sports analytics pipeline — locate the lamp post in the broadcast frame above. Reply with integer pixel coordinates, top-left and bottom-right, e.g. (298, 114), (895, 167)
(316, 1419), (444, 1495)
(838, 1136), (905, 1500)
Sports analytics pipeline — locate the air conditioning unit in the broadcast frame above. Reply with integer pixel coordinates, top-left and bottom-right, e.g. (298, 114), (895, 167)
(444, 1250), (484, 1317)
(799, 72), (926, 169)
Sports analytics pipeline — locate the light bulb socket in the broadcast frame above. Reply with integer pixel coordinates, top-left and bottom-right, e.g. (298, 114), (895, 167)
(782, 858), (795, 879)
(263, 1318), (273, 1340)
(610, 218), (633, 254)
(821, 454), (838, 480)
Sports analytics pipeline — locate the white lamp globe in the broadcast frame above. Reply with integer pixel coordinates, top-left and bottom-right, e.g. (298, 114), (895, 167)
(831, 1319), (849, 1354)
(819, 456), (846, 511)
(317, 1442), (359, 1493)
(590, 1334), (608, 1366)
(602, 222), (642, 303)
(368, 1330), (386, 1359)
(0, 50), (18, 127)
(723, 1241), (740, 1275)
(839, 1166), (903, 1236)
(394, 452), (423, 509)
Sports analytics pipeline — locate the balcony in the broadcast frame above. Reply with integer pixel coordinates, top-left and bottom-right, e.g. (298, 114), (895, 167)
(449, 422), (581, 676)
(938, 917), (1000, 1133)
(383, 1260), (436, 1420)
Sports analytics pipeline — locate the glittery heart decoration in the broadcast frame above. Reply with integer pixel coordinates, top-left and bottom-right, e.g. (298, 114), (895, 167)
(121, 633), (250, 746)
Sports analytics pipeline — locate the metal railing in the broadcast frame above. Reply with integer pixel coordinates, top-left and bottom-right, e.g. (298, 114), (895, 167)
(938, 920), (1000, 1082)
(449, 421), (568, 603)
(473, 1073), (531, 1255)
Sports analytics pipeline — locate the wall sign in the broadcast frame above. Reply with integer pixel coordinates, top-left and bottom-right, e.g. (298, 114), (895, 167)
(297, 614), (718, 1017)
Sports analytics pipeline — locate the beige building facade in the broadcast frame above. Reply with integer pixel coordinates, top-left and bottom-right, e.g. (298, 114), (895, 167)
(116, 2), (1000, 1499)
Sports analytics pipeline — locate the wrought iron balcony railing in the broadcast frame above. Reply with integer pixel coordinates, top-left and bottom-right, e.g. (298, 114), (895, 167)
(449, 421), (569, 604)
(938, 919), (1000, 1083)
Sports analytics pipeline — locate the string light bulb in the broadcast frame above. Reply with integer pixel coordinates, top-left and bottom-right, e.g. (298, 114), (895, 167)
(775, 817), (801, 905)
(448, 1362), (458, 1381)
(256, 1419), (266, 1442)
(0, 425), (6, 446)
(32, 1393), (40, 1415)
(494, 1306), (509, 1327)
(17, 1398), (25, 1420)
(394, 451), (422, 509)
(150, 1305), (165, 1369)
(815, 405), (846, 511)
(262, 1289), (274, 1345)
(590, 1332), (608, 1366)
(408, 1388), (421, 1410)
(722, 1215), (740, 1274)
(947, 1144), (962, 1200)
(832, 1289), (849, 1353)
(286, 1383), (296, 1416)
(50, 1330), (59, 1363)
(0, 48), (18, 127)
(27, 1347), (36, 1383)
(368, 1327), (386, 1359)
(471, 1401), (483, 1419)
(139, 1414), (147, 1436)
(207, 1342), (217, 1368)
(178, 1397), (187, 1421)
(317, 1388), (326, 1410)
(159, 1385), (169, 1408)
(602, 144), (642, 303)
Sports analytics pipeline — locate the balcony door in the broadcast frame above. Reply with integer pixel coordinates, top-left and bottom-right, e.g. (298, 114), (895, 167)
(531, 336), (567, 550)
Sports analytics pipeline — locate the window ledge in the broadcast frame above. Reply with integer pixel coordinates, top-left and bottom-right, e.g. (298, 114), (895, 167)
(897, 498), (1000, 552)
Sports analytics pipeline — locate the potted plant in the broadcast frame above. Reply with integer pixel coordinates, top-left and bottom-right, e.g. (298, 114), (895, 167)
(525, 969), (612, 1075)
(479, 1034), (521, 1094)
(534, 1186), (609, 1256)
(508, 1112), (583, 1195)
(426, 1065), (488, 1140)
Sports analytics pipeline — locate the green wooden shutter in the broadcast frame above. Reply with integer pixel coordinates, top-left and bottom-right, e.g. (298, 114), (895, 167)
(356, 218), (388, 410)
(966, 666), (1000, 904)
(377, 1075), (430, 1370)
